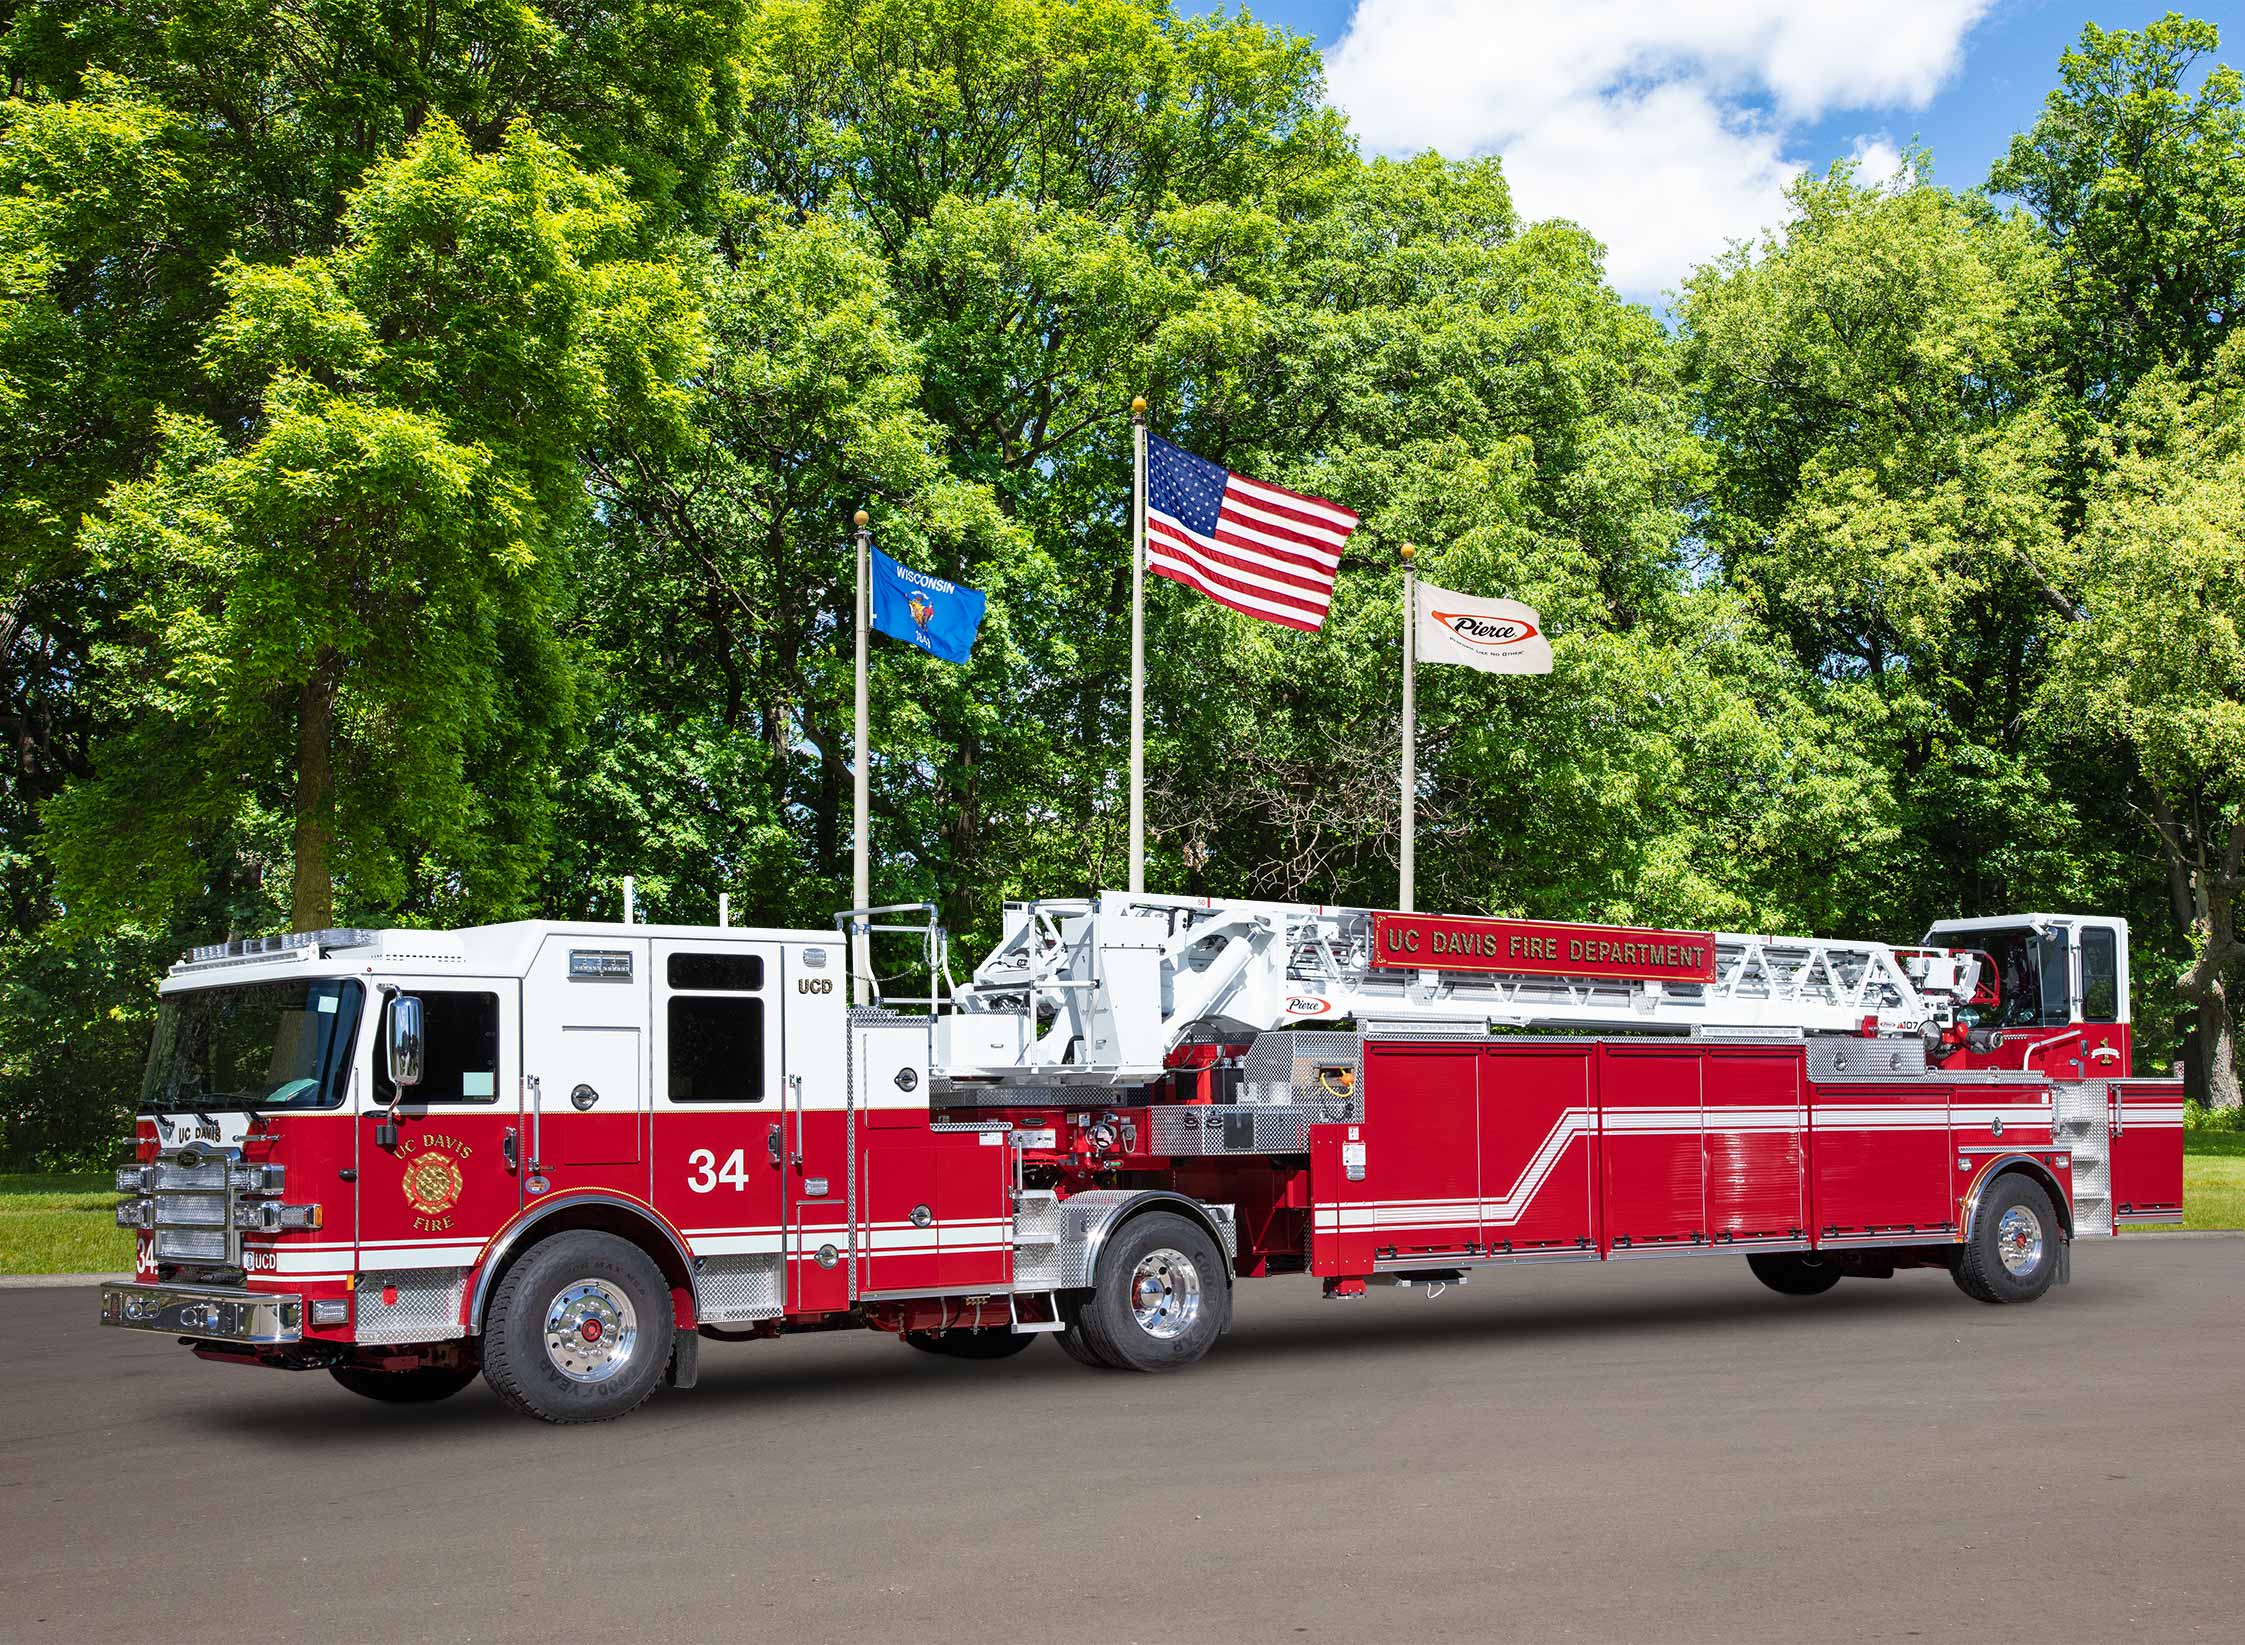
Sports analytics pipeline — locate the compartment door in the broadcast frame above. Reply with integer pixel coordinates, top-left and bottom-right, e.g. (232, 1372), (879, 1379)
(1597, 1045), (1704, 1249)
(1702, 1048), (1806, 1243)
(1809, 1082), (1953, 1238)
(1478, 1043), (1595, 1254)
(2110, 1081), (2184, 1225)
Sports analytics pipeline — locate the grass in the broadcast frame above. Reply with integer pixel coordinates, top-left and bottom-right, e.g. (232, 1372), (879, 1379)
(2151, 1132), (2245, 1233)
(1, 1137), (2240, 1274)
(0, 1173), (135, 1275)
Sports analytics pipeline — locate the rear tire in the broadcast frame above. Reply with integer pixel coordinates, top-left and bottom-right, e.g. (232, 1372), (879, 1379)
(1747, 1253), (1843, 1296)
(1953, 1174), (2061, 1305)
(1074, 1211), (1229, 1373)
(481, 1230), (675, 1424)
(329, 1362), (479, 1404)
(902, 1327), (1035, 1359)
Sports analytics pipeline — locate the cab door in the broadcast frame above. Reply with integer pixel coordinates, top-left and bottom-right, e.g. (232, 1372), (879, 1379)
(356, 981), (522, 1272)
(650, 939), (787, 1280)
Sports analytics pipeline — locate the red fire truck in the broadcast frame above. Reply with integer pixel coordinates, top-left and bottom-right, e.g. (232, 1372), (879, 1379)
(102, 894), (2183, 1422)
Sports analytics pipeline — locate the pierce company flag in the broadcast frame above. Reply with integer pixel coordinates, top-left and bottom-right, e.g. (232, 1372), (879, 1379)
(1145, 434), (1359, 631)
(1414, 580), (1553, 674)
(869, 544), (986, 664)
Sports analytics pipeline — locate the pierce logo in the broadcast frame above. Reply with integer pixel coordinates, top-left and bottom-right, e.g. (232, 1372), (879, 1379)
(1432, 611), (1539, 648)
(1284, 996), (1331, 1016)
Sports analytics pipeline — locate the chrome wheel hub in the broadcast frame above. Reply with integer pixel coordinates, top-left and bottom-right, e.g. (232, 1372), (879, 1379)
(1995, 1206), (2045, 1277)
(1129, 1248), (1202, 1340)
(544, 1279), (639, 1383)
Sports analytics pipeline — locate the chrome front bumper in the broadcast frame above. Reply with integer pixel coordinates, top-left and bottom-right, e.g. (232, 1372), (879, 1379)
(100, 1282), (302, 1344)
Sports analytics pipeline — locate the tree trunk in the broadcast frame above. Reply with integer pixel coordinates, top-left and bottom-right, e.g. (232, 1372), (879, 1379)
(2204, 974), (2241, 1111)
(2170, 818), (2244, 1111)
(291, 655), (339, 932)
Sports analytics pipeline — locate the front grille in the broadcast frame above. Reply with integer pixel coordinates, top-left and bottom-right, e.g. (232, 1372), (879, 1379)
(131, 1144), (244, 1268)
(161, 1191), (229, 1227)
(155, 1227), (230, 1262)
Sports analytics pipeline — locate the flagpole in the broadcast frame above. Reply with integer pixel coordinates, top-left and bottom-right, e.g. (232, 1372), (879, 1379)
(1128, 394), (1148, 894)
(1399, 541), (1417, 913)
(852, 507), (873, 1003)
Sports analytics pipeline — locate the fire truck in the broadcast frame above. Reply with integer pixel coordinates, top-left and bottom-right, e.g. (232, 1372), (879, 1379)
(101, 894), (2184, 1422)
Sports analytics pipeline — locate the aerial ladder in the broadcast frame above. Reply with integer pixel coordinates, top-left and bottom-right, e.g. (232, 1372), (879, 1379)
(849, 891), (1979, 1090)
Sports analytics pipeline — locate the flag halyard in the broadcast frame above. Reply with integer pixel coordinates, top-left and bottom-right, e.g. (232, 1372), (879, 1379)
(1144, 434), (1358, 630)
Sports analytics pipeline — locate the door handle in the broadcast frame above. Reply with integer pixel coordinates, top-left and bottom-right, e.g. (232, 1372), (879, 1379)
(767, 1123), (782, 1166)
(502, 1129), (519, 1170)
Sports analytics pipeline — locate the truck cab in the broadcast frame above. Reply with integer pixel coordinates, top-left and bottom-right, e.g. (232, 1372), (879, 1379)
(1923, 914), (2132, 1079)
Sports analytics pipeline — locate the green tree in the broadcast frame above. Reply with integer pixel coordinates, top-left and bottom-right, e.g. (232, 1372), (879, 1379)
(1679, 159), (2176, 1049)
(45, 119), (695, 931)
(564, 209), (1024, 936)
(1991, 13), (2245, 402)
(2046, 335), (2245, 1107)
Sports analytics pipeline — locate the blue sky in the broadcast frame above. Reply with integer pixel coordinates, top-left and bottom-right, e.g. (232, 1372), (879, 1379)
(1178, 2), (2236, 303)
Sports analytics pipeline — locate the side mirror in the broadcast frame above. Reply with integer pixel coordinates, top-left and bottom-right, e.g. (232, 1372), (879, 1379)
(386, 995), (425, 1090)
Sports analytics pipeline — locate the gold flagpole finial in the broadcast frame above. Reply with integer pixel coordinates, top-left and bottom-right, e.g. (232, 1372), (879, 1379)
(1399, 541), (1417, 563)
(853, 509), (869, 529)
(1131, 395), (1147, 419)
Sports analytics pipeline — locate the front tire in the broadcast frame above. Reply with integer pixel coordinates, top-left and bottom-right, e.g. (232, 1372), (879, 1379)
(1072, 1211), (1229, 1373)
(481, 1230), (675, 1423)
(1747, 1252), (1843, 1296)
(329, 1362), (479, 1404)
(902, 1327), (1036, 1359)
(1953, 1174), (2062, 1304)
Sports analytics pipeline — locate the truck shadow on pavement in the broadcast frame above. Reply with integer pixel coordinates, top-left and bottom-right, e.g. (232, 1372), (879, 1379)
(177, 1275), (1980, 1440)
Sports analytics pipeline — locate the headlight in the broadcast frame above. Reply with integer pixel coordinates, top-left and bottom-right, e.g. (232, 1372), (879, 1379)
(114, 1199), (155, 1229)
(228, 1163), (286, 1196)
(115, 1166), (152, 1194)
(233, 1201), (322, 1232)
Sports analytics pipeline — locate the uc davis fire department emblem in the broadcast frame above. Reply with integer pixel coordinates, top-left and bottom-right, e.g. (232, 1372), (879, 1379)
(402, 1150), (464, 1219)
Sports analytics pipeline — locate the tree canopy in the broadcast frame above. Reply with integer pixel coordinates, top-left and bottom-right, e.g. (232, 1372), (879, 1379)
(2, 2), (2240, 1163)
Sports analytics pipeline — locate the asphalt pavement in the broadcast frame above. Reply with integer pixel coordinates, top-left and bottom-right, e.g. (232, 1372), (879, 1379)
(5, 1236), (2241, 1643)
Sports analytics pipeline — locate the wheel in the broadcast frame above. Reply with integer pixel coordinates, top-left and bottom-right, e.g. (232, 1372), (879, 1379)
(1747, 1252), (1843, 1296)
(481, 1230), (675, 1423)
(901, 1327), (1036, 1359)
(1054, 1297), (1112, 1368)
(328, 1362), (479, 1404)
(1072, 1211), (1229, 1373)
(1953, 1174), (2062, 1304)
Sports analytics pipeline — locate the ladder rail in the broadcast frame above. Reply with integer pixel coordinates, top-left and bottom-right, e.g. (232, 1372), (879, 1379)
(939, 892), (1955, 1084)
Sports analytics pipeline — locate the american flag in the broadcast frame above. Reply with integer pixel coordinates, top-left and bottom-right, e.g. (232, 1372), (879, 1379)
(1145, 434), (1359, 631)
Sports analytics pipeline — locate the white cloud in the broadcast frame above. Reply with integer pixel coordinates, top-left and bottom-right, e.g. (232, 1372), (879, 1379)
(1848, 135), (1910, 189)
(1324, 1), (1996, 300)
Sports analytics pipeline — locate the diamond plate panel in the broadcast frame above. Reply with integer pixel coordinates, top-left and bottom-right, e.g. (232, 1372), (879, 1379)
(1148, 1105), (1314, 1154)
(1807, 1037), (1927, 1079)
(355, 1268), (468, 1344)
(698, 1255), (785, 1322)
(2055, 1080), (2112, 1237)
(1240, 1030), (1362, 1116)
(1050, 1193), (1236, 1290)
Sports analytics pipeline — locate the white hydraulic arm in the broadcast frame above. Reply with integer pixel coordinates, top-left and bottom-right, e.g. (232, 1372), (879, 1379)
(928, 891), (1969, 1086)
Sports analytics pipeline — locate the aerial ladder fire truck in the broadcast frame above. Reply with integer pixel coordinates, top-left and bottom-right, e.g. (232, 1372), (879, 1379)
(102, 892), (2183, 1422)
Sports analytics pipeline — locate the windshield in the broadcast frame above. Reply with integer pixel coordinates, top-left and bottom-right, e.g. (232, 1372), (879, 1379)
(1956, 928), (2070, 1029)
(141, 978), (366, 1112)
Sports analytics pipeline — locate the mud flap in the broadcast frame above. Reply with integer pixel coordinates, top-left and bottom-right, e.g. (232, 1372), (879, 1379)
(2055, 1240), (2071, 1286)
(666, 1328), (699, 1390)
